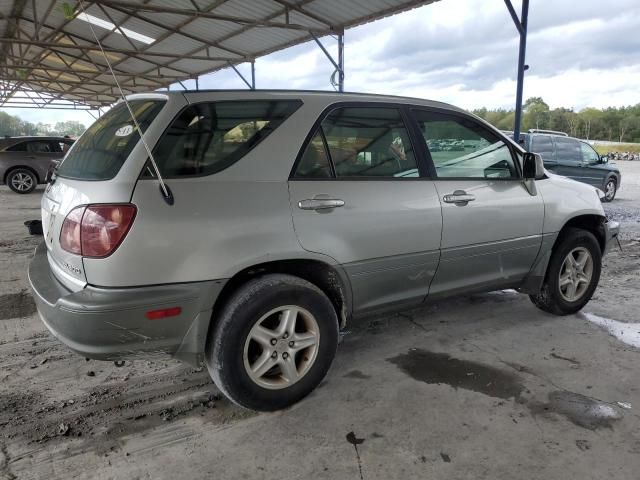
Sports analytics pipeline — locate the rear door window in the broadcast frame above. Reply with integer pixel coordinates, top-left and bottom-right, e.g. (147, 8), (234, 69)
(57, 99), (165, 180)
(27, 141), (53, 153)
(303, 106), (419, 178)
(530, 135), (555, 161)
(147, 100), (301, 178)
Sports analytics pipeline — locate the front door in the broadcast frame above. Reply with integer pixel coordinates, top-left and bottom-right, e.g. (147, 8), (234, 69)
(552, 136), (590, 183)
(288, 105), (442, 312)
(410, 108), (545, 296)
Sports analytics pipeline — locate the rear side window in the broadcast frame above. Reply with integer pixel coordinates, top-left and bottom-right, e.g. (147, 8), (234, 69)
(553, 137), (582, 163)
(147, 100), (302, 178)
(57, 100), (165, 180)
(530, 135), (554, 161)
(6, 142), (26, 152)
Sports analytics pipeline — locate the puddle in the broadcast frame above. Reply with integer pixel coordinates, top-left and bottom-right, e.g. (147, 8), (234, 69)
(530, 391), (622, 430)
(0, 291), (37, 320)
(388, 349), (524, 400)
(582, 312), (640, 349)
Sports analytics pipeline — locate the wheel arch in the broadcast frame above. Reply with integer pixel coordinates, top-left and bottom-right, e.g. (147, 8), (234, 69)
(209, 259), (353, 337)
(557, 214), (607, 253)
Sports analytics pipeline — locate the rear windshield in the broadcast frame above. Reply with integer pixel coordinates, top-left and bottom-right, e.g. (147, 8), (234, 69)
(57, 100), (165, 180)
(143, 100), (302, 178)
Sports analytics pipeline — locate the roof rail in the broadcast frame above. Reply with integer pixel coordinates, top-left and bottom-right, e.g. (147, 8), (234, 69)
(528, 129), (568, 136)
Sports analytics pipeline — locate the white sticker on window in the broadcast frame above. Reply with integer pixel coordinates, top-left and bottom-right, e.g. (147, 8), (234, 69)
(115, 125), (134, 137)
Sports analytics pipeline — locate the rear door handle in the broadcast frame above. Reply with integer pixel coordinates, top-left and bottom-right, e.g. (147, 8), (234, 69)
(298, 198), (345, 210)
(443, 190), (475, 205)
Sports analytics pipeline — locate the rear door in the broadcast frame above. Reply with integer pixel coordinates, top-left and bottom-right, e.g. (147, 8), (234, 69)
(529, 134), (557, 171)
(288, 104), (442, 312)
(410, 108), (544, 296)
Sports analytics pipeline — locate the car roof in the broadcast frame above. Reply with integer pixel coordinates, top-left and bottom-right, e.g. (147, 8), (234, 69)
(124, 89), (469, 115)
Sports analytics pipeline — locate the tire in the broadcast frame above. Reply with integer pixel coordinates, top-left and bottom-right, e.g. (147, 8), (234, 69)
(602, 178), (617, 202)
(7, 168), (37, 194)
(206, 274), (339, 411)
(529, 228), (602, 316)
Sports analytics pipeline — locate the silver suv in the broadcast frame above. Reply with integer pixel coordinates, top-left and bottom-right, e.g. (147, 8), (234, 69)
(28, 91), (619, 411)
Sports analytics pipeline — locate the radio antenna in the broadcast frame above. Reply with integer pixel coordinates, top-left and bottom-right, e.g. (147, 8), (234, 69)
(77, 0), (173, 205)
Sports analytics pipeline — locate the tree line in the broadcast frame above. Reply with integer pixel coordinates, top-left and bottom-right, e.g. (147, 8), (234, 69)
(473, 97), (640, 143)
(2, 97), (640, 144)
(0, 110), (86, 138)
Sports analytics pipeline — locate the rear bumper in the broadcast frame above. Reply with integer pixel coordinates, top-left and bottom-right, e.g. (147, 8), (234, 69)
(603, 220), (620, 255)
(28, 242), (226, 365)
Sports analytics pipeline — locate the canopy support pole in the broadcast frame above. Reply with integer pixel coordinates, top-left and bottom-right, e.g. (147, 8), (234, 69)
(229, 61), (255, 89)
(504, 0), (529, 142)
(311, 32), (344, 92)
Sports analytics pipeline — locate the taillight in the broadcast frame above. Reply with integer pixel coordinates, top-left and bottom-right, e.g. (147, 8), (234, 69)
(60, 204), (136, 258)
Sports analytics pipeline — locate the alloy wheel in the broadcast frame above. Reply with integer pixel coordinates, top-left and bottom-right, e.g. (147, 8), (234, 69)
(605, 180), (616, 201)
(243, 306), (320, 390)
(558, 247), (593, 302)
(11, 172), (34, 192)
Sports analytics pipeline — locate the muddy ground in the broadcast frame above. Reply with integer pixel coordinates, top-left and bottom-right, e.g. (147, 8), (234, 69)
(1, 162), (639, 480)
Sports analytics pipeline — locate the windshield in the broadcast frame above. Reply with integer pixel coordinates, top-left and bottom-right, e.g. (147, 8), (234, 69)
(57, 99), (165, 180)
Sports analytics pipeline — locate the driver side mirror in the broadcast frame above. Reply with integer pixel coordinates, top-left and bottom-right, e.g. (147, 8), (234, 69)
(600, 155), (609, 164)
(523, 152), (545, 180)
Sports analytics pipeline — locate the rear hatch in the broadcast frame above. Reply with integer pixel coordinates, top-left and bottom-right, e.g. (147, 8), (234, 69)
(42, 94), (185, 291)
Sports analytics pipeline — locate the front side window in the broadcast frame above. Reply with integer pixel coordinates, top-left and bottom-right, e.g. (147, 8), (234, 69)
(530, 135), (555, 161)
(414, 110), (518, 179)
(57, 99), (165, 180)
(148, 100), (301, 178)
(317, 106), (418, 178)
(580, 142), (600, 164)
(553, 137), (582, 164)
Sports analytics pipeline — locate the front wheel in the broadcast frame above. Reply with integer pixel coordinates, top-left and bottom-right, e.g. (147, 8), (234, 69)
(602, 178), (617, 202)
(206, 274), (339, 411)
(529, 228), (601, 315)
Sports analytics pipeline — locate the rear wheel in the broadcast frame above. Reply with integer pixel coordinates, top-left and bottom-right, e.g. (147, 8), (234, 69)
(602, 178), (617, 202)
(206, 274), (339, 411)
(7, 168), (37, 194)
(529, 228), (601, 315)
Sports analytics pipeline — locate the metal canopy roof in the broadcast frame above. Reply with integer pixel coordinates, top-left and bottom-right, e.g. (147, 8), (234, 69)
(0, 0), (438, 110)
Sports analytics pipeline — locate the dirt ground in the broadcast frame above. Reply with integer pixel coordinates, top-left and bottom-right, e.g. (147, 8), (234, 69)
(1, 163), (639, 480)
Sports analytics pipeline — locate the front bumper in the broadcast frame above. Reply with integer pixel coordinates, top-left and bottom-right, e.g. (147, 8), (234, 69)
(28, 242), (226, 365)
(603, 220), (620, 255)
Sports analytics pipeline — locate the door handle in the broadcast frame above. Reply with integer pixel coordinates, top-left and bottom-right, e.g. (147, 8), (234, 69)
(443, 190), (475, 205)
(298, 198), (345, 210)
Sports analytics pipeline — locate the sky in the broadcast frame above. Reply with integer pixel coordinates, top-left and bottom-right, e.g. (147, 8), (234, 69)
(3, 0), (640, 127)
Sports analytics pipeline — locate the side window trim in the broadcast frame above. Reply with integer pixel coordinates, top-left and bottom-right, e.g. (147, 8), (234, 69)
(409, 106), (523, 181)
(289, 101), (429, 181)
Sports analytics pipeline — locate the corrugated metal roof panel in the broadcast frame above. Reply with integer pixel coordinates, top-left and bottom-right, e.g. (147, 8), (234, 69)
(0, 0), (439, 109)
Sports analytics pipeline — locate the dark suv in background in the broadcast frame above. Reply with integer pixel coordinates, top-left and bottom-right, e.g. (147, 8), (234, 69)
(517, 130), (621, 202)
(0, 136), (74, 194)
